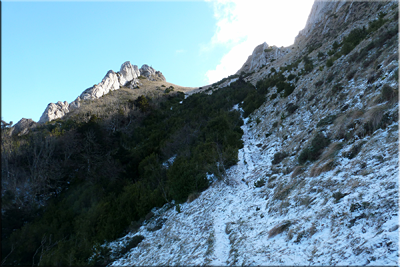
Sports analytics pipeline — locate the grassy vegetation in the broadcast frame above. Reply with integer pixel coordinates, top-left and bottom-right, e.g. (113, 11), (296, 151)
(325, 13), (391, 67)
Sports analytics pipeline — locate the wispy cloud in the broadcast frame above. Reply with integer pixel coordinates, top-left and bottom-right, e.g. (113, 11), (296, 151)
(175, 49), (186, 54)
(204, 0), (314, 84)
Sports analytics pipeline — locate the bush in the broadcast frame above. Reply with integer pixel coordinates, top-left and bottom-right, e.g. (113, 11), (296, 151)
(287, 74), (296, 81)
(344, 141), (366, 159)
(331, 83), (343, 94)
(314, 80), (324, 87)
(164, 86), (174, 93)
(272, 152), (288, 165)
(286, 103), (299, 115)
(317, 115), (337, 128)
(368, 12), (387, 33)
(283, 83), (295, 97)
(254, 178), (266, 188)
(117, 235), (145, 255)
(346, 70), (357, 80)
(326, 58), (334, 67)
(298, 133), (331, 164)
(380, 84), (398, 102)
(332, 192), (348, 203)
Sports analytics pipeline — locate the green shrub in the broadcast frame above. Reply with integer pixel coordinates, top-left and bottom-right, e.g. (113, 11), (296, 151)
(254, 178), (266, 188)
(380, 84), (398, 102)
(286, 103), (299, 115)
(287, 74), (296, 81)
(164, 86), (174, 93)
(344, 141), (366, 159)
(368, 12), (387, 33)
(331, 83), (344, 94)
(326, 58), (334, 67)
(298, 133), (331, 164)
(272, 151), (288, 164)
(283, 83), (295, 97)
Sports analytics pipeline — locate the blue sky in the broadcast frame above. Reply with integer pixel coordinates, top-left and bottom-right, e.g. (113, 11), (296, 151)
(2, 0), (314, 124)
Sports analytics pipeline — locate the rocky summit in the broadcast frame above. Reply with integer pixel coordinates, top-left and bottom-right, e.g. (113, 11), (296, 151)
(19, 62), (166, 130)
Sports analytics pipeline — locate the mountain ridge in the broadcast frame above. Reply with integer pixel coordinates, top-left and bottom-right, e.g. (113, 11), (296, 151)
(1, 0), (398, 265)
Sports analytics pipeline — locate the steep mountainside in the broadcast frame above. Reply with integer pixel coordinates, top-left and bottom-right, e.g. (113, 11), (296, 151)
(103, 1), (399, 266)
(1, 0), (398, 266)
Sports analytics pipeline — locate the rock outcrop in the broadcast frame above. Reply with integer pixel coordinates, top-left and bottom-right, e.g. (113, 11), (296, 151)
(139, 64), (166, 81)
(80, 70), (121, 100)
(39, 101), (70, 124)
(12, 118), (37, 136)
(236, 42), (292, 74)
(294, 0), (347, 45)
(69, 97), (81, 112)
(119, 62), (141, 87)
(38, 61), (165, 123)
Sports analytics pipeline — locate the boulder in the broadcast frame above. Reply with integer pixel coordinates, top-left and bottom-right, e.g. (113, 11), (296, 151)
(39, 101), (69, 123)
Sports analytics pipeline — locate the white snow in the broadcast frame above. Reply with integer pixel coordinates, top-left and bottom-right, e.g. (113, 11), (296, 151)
(106, 115), (398, 266)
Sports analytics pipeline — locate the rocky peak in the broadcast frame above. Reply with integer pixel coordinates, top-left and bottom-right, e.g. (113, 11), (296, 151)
(38, 101), (69, 124)
(37, 61), (165, 124)
(237, 42), (292, 74)
(119, 61), (141, 87)
(140, 64), (166, 81)
(295, 0), (347, 43)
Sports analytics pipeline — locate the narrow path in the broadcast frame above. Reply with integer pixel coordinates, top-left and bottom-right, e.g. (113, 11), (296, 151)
(211, 203), (231, 266)
(209, 119), (258, 265)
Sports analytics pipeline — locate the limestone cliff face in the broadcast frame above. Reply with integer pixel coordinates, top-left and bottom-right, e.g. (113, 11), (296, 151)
(38, 61), (166, 124)
(38, 101), (70, 124)
(140, 64), (166, 81)
(236, 43), (292, 74)
(12, 118), (37, 136)
(295, 0), (348, 44)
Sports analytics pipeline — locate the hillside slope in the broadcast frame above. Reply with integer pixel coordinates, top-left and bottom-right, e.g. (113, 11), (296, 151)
(104, 1), (399, 265)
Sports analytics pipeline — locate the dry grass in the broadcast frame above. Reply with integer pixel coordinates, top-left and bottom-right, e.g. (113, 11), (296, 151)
(308, 142), (343, 177)
(65, 80), (197, 123)
(362, 105), (387, 132)
(268, 220), (292, 238)
(291, 166), (305, 178)
(309, 158), (335, 177)
(273, 178), (299, 201)
(319, 142), (343, 162)
(331, 109), (364, 139)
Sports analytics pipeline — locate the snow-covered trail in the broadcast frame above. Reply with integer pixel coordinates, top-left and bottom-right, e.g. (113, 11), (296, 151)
(209, 119), (269, 265)
(108, 116), (398, 266)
